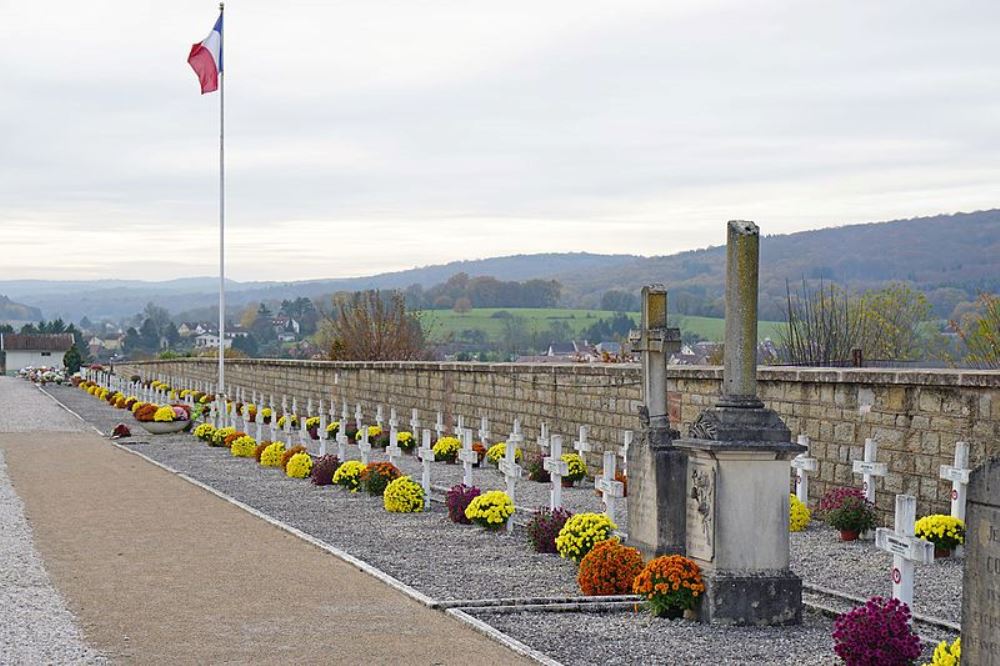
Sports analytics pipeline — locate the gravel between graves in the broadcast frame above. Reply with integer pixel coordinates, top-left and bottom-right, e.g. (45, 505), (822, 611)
(0, 449), (106, 664)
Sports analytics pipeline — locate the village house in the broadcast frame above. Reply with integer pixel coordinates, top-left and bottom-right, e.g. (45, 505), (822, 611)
(1, 333), (75, 374)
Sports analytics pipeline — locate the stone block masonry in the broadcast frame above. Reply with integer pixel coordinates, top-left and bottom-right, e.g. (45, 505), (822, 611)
(119, 358), (999, 524)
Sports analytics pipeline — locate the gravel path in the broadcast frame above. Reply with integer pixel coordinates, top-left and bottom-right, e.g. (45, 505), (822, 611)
(0, 377), (85, 433)
(0, 449), (106, 665)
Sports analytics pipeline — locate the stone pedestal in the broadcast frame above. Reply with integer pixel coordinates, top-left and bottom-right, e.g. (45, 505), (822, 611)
(961, 456), (1000, 665)
(628, 422), (686, 558)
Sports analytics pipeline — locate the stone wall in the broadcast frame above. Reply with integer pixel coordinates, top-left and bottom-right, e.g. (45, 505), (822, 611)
(117, 358), (1000, 523)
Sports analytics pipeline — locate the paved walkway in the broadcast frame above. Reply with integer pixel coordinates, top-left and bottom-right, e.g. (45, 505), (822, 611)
(0, 378), (530, 664)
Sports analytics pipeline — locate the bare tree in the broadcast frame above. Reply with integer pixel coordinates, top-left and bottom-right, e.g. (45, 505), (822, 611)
(780, 280), (865, 365)
(323, 290), (430, 361)
(951, 293), (1000, 369)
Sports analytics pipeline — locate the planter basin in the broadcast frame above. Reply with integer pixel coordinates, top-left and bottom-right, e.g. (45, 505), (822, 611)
(137, 420), (191, 435)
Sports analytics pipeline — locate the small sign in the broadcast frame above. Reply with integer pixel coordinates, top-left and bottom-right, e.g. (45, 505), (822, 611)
(853, 460), (888, 476)
(543, 458), (569, 476)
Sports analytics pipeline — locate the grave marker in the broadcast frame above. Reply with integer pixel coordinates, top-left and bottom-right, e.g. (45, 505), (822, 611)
(960, 456), (1000, 664)
(417, 429), (434, 496)
(319, 408), (328, 457)
(543, 434), (569, 510)
(409, 409), (421, 444)
(620, 430), (632, 474)
(434, 412), (446, 442)
(386, 410), (402, 466)
(375, 405), (384, 431)
(595, 451), (625, 525)
(478, 416), (491, 448)
(358, 426), (372, 465)
(573, 425), (592, 458)
(498, 438), (523, 533)
(875, 494), (933, 607)
(791, 434), (818, 505)
(939, 441), (971, 522)
(458, 428), (478, 487)
(355, 404), (363, 433)
(337, 402), (350, 461)
(537, 422), (550, 456)
(852, 438), (888, 505)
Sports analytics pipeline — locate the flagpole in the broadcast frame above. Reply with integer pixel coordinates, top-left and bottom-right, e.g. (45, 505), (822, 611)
(217, 1), (226, 396)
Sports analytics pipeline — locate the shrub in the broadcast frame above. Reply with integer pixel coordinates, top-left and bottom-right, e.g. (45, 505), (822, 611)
(578, 538), (644, 596)
(446, 484), (481, 524)
(285, 452), (313, 479)
(914, 515), (965, 551)
(832, 596), (921, 665)
(384, 476), (425, 513)
(260, 442), (286, 468)
(562, 453), (587, 482)
(224, 431), (247, 448)
(230, 436), (257, 458)
(464, 490), (515, 529)
(432, 436), (461, 462)
(928, 637), (961, 666)
(526, 507), (572, 553)
(253, 441), (273, 462)
(310, 455), (341, 485)
(210, 427), (237, 447)
(821, 487), (877, 533)
(633, 555), (705, 617)
(556, 513), (616, 562)
(790, 494), (811, 532)
(333, 460), (366, 492)
(193, 423), (215, 442)
(486, 442), (521, 465)
(361, 462), (402, 496)
(280, 445), (308, 471)
(525, 453), (550, 482)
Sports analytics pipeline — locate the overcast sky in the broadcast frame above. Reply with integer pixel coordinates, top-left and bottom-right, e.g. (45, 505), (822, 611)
(2, 1), (999, 281)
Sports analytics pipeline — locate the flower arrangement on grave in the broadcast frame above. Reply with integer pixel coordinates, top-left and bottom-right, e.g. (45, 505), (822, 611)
(355, 425), (382, 441)
(343, 424), (359, 440)
(789, 494), (811, 532)
(526, 507), (573, 553)
(253, 441), (273, 462)
(383, 476), (425, 513)
(361, 462), (402, 496)
(230, 436), (257, 458)
(113, 395), (126, 409)
(555, 512), (616, 562)
(432, 436), (461, 463)
(134, 403), (159, 422)
(277, 414), (298, 430)
(305, 416), (321, 438)
(153, 405), (177, 422)
(486, 442), (522, 466)
(333, 460), (366, 492)
(210, 427), (237, 447)
(260, 407), (273, 424)
(285, 452), (313, 479)
(193, 423), (216, 442)
(464, 490), (515, 529)
(632, 555), (705, 618)
(245, 404), (257, 423)
(397, 431), (415, 452)
(198, 394), (213, 405)
(472, 442), (488, 464)
(325, 421), (339, 436)
(446, 484), (481, 524)
(224, 431), (247, 448)
(561, 453), (587, 486)
(926, 637), (960, 666)
(832, 596), (921, 665)
(172, 404), (191, 420)
(525, 453), (550, 482)
(280, 445), (308, 470)
(820, 487), (876, 540)
(914, 515), (965, 556)
(124, 397), (138, 410)
(108, 391), (123, 404)
(578, 538), (645, 596)
(373, 429), (391, 447)
(310, 455), (341, 486)
(260, 442), (287, 468)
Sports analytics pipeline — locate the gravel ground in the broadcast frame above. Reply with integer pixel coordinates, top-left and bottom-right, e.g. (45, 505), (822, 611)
(0, 449), (106, 664)
(473, 609), (841, 665)
(0, 377), (86, 433)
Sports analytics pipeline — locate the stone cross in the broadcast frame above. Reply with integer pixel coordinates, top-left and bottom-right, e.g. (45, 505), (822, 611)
(543, 434), (568, 510)
(620, 430), (632, 474)
(573, 425), (592, 458)
(298, 409), (309, 447)
(386, 411), (402, 466)
(283, 406), (293, 446)
(852, 438), (888, 505)
(354, 404), (363, 432)
(627, 284), (678, 431)
(537, 422), (550, 456)
(358, 426), (372, 465)
(319, 409), (328, 457)
(498, 439), (523, 533)
(595, 451), (625, 525)
(240, 404), (250, 433)
(478, 416), (491, 448)
(939, 440), (971, 522)
(790, 434), (819, 504)
(375, 404), (384, 431)
(875, 494), (933, 607)
(281, 395), (288, 421)
(291, 397), (298, 422)
(268, 398), (276, 441)
(417, 429), (434, 496)
(455, 415), (465, 436)
(338, 402), (350, 461)
(508, 418), (524, 451)
(434, 411), (446, 442)
(209, 401), (218, 429)
(409, 409), (421, 441)
(458, 428), (478, 487)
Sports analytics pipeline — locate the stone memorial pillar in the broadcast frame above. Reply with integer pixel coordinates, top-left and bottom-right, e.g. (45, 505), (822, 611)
(625, 285), (684, 557)
(674, 220), (805, 626)
(961, 456), (1000, 665)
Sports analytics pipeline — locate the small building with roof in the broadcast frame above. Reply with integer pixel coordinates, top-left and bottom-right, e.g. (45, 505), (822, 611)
(1, 333), (75, 374)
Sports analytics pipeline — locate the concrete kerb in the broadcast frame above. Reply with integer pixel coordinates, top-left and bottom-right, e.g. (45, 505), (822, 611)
(35, 385), (561, 666)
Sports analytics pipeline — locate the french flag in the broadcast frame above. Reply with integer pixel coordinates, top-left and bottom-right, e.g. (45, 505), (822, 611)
(187, 14), (223, 94)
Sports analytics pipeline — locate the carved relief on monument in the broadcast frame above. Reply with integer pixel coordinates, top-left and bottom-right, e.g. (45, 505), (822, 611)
(687, 458), (716, 561)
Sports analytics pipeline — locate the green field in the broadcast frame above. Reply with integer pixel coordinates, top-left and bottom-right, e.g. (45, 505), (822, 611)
(417, 308), (784, 343)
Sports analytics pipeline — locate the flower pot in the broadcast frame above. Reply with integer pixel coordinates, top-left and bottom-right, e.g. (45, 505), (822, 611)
(308, 427), (319, 440)
(934, 547), (952, 559)
(561, 478), (574, 488)
(839, 529), (860, 542)
(446, 458), (457, 465)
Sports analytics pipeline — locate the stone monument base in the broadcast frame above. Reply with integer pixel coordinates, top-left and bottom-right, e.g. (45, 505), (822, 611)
(698, 570), (803, 626)
(626, 424), (686, 559)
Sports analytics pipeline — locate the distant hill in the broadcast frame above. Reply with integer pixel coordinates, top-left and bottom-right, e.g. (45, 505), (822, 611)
(1, 211), (997, 322)
(0, 295), (42, 323)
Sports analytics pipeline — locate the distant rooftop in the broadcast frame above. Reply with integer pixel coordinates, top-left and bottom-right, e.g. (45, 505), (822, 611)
(1, 333), (75, 352)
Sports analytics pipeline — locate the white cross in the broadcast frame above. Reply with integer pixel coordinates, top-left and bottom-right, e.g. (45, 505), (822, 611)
(240, 404), (250, 433)
(283, 406), (293, 446)
(595, 451), (625, 524)
(791, 434), (819, 505)
(337, 402), (350, 461)
(543, 434), (569, 510)
(386, 411), (402, 465)
(319, 408), (328, 457)
(417, 429), (434, 496)
(458, 428), (479, 487)
(508, 419), (524, 450)
(298, 409), (309, 447)
(358, 425), (372, 465)
(307, 397), (313, 418)
(537, 422), (550, 456)
(375, 405), (384, 431)
(409, 409), (421, 441)
(291, 397), (298, 421)
(281, 395), (288, 420)
(355, 404), (364, 432)
(875, 494), (933, 607)
(939, 441), (971, 522)
(435, 412), (446, 442)
(497, 439), (523, 533)
(478, 416), (490, 448)
(620, 430), (633, 475)
(573, 425), (592, 458)
(209, 401), (219, 429)
(267, 400), (276, 441)
(852, 437), (888, 505)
